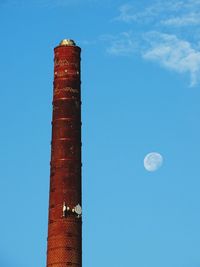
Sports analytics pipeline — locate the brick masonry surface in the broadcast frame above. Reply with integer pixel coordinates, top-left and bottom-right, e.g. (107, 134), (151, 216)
(46, 43), (82, 267)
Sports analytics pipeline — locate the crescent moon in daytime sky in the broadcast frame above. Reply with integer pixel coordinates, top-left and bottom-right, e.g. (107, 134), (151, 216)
(144, 152), (163, 172)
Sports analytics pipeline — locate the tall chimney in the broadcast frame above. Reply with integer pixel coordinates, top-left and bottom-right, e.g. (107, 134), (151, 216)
(46, 39), (82, 267)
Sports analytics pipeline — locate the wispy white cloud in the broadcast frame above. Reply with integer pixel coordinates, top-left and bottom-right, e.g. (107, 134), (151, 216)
(143, 32), (200, 87)
(100, 30), (200, 86)
(110, 0), (200, 86)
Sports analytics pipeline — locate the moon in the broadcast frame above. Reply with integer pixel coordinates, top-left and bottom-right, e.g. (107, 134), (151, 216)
(144, 152), (163, 172)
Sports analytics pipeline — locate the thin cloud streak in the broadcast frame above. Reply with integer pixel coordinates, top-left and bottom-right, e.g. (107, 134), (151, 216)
(100, 32), (137, 56)
(161, 12), (200, 26)
(116, 0), (200, 26)
(115, 2), (163, 23)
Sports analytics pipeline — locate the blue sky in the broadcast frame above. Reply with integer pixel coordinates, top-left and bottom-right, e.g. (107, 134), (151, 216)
(1, 0), (200, 266)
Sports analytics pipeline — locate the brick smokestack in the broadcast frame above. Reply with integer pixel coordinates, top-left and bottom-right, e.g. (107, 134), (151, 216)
(46, 39), (82, 267)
